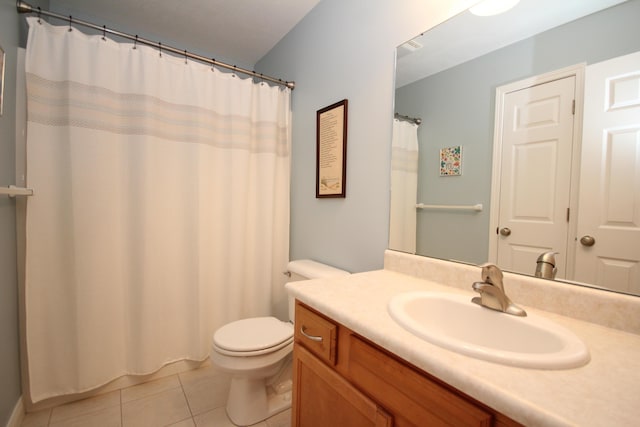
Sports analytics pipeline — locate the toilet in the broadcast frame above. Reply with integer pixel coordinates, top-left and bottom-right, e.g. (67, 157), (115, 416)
(210, 259), (350, 426)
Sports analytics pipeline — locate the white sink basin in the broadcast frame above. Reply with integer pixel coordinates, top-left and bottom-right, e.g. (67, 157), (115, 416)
(388, 291), (590, 369)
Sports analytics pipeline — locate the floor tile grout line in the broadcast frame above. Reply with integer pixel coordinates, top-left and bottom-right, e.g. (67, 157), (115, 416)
(120, 388), (124, 427)
(120, 375), (183, 406)
(47, 391), (123, 427)
(47, 380), (196, 427)
(26, 368), (254, 427)
(177, 372), (196, 419)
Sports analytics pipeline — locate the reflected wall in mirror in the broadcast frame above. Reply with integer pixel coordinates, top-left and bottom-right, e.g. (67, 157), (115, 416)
(390, 0), (640, 295)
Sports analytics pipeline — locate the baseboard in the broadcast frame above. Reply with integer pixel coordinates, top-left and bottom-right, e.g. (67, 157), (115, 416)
(6, 396), (25, 427)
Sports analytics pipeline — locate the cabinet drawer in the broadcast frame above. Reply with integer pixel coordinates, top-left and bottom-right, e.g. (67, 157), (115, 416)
(347, 335), (493, 427)
(295, 302), (338, 365)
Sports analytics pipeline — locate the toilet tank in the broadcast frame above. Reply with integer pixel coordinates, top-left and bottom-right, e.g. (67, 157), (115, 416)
(286, 259), (350, 321)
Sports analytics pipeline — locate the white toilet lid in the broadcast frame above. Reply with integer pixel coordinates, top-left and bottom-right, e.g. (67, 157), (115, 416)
(214, 316), (293, 353)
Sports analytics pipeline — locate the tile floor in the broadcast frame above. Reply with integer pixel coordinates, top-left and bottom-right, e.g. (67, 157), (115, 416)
(20, 363), (292, 427)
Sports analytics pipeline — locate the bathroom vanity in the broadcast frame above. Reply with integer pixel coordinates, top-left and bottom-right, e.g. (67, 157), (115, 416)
(293, 301), (520, 426)
(286, 251), (640, 426)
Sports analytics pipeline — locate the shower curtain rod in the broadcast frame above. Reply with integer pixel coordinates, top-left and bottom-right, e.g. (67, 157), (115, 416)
(16, 0), (295, 90)
(394, 113), (422, 125)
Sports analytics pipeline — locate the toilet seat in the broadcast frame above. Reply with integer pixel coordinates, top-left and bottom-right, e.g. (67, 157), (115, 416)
(213, 316), (293, 356)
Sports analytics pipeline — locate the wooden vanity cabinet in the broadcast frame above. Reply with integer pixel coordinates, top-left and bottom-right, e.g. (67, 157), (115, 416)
(292, 301), (522, 427)
(293, 301), (392, 426)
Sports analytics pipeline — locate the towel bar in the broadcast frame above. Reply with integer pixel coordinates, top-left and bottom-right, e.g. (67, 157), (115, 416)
(0, 185), (34, 197)
(416, 203), (482, 212)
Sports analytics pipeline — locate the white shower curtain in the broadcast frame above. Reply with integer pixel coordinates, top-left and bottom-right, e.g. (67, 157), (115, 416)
(389, 119), (419, 253)
(23, 17), (291, 402)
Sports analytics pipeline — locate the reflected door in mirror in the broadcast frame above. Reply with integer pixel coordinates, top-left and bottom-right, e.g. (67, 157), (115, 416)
(575, 51), (640, 294)
(494, 76), (577, 279)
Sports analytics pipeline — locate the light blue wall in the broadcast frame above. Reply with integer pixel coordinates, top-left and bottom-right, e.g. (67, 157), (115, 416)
(0, 0), (22, 422)
(0, 0), (49, 421)
(257, 0), (474, 273)
(395, 0), (640, 264)
(47, 1), (250, 70)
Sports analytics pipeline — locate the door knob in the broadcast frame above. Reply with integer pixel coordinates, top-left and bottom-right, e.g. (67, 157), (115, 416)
(499, 227), (511, 236)
(580, 235), (596, 247)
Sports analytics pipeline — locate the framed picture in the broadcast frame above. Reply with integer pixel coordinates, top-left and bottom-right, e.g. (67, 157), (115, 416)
(440, 145), (463, 176)
(316, 99), (348, 198)
(0, 44), (5, 116)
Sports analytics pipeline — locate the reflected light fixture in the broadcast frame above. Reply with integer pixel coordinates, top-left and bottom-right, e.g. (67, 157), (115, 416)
(470, 0), (520, 16)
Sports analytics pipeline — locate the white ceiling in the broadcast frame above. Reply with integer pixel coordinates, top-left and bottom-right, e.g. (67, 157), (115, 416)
(395, 0), (627, 88)
(49, 0), (322, 68)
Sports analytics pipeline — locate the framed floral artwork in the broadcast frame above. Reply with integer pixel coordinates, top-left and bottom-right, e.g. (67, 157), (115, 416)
(440, 146), (462, 176)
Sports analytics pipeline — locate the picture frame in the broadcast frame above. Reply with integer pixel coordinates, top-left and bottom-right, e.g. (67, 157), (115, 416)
(439, 145), (463, 176)
(0, 44), (5, 117)
(316, 99), (348, 198)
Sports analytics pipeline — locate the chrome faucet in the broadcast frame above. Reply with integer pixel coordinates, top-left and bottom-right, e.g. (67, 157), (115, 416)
(535, 251), (558, 279)
(471, 264), (526, 317)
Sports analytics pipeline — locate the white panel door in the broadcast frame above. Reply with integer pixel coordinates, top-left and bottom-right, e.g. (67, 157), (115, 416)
(574, 51), (640, 294)
(496, 76), (576, 277)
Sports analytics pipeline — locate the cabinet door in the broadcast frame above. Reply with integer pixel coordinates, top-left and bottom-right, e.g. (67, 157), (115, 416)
(347, 335), (493, 427)
(292, 345), (392, 427)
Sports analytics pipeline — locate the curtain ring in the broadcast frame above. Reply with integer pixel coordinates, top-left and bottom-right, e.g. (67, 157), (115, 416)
(102, 25), (106, 41)
(211, 58), (215, 72)
(133, 35), (138, 50)
(232, 65), (237, 78)
(68, 15), (72, 32)
(184, 49), (188, 65)
(260, 73), (265, 86)
(158, 42), (162, 58)
(37, 6), (42, 24)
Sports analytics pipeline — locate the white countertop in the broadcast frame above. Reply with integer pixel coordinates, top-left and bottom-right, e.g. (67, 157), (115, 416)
(286, 269), (640, 427)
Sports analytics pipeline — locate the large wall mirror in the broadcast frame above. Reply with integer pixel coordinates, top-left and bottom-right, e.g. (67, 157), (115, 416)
(390, 0), (640, 296)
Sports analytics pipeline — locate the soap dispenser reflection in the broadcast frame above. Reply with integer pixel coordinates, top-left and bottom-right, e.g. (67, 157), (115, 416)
(535, 251), (558, 280)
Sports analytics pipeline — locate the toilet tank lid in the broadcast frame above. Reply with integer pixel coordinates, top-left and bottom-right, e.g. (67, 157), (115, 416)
(287, 259), (350, 279)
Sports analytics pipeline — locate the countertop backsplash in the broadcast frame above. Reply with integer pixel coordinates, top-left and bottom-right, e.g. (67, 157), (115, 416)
(383, 250), (640, 335)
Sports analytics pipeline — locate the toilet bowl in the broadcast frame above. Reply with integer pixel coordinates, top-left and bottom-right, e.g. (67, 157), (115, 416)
(210, 260), (349, 426)
(211, 317), (294, 426)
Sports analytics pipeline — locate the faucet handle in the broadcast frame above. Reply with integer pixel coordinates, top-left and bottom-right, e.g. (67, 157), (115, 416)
(479, 263), (503, 287)
(474, 263), (526, 316)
